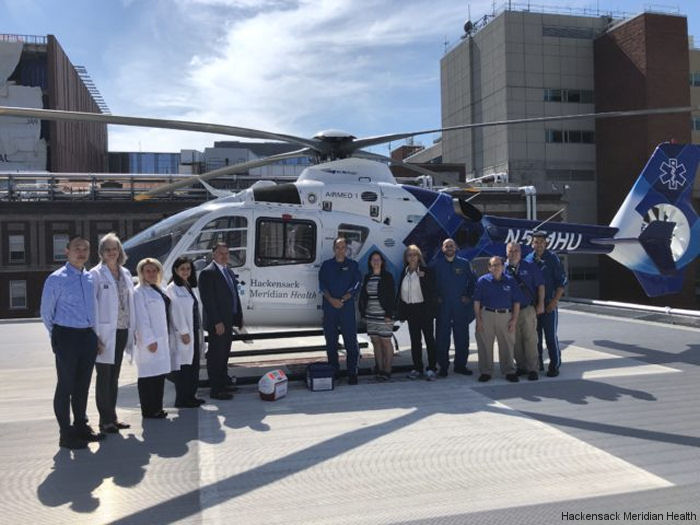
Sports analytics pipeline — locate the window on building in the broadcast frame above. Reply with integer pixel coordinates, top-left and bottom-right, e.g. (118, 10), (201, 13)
(689, 72), (700, 87)
(9, 280), (27, 309)
(545, 129), (563, 143)
(544, 88), (593, 104)
(8, 234), (25, 263)
(53, 233), (70, 262)
(544, 89), (562, 102)
(255, 218), (316, 266)
(545, 129), (594, 144)
(693, 117), (700, 131)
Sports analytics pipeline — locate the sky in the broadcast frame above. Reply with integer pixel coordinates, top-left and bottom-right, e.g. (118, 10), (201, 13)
(2, 0), (699, 154)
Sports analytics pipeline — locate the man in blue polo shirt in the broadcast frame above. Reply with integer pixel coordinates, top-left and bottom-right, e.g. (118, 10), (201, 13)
(431, 238), (476, 377)
(473, 256), (521, 383)
(506, 242), (545, 381)
(41, 235), (104, 449)
(319, 237), (362, 385)
(524, 231), (568, 377)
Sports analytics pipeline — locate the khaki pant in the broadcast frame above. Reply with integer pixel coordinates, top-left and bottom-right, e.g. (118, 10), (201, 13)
(514, 305), (538, 373)
(476, 310), (516, 376)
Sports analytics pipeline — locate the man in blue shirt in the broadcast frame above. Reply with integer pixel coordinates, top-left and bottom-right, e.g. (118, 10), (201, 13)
(473, 256), (521, 382)
(506, 242), (545, 381)
(524, 231), (568, 377)
(430, 238), (476, 377)
(319, 237), (362, 385)
(41, 235), (103, 449)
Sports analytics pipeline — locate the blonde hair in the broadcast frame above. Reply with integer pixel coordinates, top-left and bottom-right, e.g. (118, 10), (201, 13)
(98, 232), (127, 266)
(136, 258), (163, 286)
(403, 244), (425, 266)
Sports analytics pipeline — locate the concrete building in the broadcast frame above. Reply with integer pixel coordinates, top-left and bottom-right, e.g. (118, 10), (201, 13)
(441, 7), (699, 307)
(0, 34), (108, 173)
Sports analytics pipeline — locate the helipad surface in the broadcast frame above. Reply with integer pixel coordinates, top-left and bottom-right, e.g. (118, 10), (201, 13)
(0, 306), (698, 524)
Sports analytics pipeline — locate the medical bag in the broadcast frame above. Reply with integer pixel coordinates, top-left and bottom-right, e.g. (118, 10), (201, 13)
(258, 369), (288, 401)
(306, 362), (335, 391)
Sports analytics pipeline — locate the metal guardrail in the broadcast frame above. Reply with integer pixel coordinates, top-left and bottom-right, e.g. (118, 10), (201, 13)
(0, 34), (47, 45)
(0, 172), (210, 201)
(565, 297), (700, 318)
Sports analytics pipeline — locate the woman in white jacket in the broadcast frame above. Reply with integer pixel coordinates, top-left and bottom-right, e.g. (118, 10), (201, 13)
(91, 233), (135, 434)
(133, 258), (172, 419)
(165, 257), (205, 408)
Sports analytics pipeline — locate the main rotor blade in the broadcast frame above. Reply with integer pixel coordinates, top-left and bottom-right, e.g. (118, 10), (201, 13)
(0, 106), (321, 150)
(354, 150), (440, 178)
(350, 106), (696, 151)
(135, 147), (312, 200)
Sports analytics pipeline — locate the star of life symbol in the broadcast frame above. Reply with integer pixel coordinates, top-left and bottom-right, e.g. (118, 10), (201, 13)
(659, 158), (687, 190)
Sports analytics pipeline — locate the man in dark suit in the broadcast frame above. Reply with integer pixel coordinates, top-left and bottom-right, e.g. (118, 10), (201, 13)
(198, 242), (243, 400)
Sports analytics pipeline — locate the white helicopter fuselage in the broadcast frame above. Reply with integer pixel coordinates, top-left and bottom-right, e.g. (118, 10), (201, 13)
(125, 158), (429, 326)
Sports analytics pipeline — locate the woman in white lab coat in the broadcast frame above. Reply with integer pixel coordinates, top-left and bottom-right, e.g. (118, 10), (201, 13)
(91, 233), (135, 433)
(133, 258), (172, 419)
(165, 256), (205, 408)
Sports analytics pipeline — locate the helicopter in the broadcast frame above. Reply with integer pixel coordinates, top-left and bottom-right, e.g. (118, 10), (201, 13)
(0, 105), (698, 326)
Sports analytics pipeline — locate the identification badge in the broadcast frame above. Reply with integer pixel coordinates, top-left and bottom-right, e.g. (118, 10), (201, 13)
(455, 268), (463, 275)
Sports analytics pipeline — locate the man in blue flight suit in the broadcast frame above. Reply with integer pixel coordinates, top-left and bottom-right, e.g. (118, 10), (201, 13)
(473, 256), (521, 382)
(506, 241), (545, 381)
(524, 231), (567, 377)
(431, 238), (476, 377)
(319, 237), (362, 385)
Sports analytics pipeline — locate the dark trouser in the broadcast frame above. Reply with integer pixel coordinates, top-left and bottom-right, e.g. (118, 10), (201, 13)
(322, 303), (359, 375)
(537, 309), (561, 370)
(175, 338), (201, 404)
(406, 303), (437, 372)
(207, 328), (232, 395)
(436, 301), (470, 372)
(137, 375), (165, 416)
(95, 328), (128, 426)
(51, 325), (98, 434)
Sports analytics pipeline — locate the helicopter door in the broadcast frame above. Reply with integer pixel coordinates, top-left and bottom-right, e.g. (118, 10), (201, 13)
(246, 214), (322, 326)
(181, 212), (253, 313)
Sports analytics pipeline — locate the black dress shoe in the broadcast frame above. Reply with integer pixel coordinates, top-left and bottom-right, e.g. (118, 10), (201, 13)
(478, 374), (491, 382)
(546, 368), (560, 377)
(224, 384), (239, 392)
(193, 398), (206, 405)
(143, 410), (168, 419)
(175, 400), (202, 408)
(75, 424), (106, 442)
(59, 434), (88, 450)
(211, 391), (233, 400)
(454, 367), (474, 376)
(99, 423), (119, 434)
(114, 421), (131, 429)
(527, 371), (539, 381)
(348, 375), (358, 385)
(505, 373), (520, 383)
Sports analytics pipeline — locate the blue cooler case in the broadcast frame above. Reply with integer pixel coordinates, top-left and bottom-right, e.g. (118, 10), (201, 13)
(306, 362), (335, 391)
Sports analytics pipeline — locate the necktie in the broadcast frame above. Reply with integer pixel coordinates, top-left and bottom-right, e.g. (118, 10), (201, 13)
(222, 267), (234, 292)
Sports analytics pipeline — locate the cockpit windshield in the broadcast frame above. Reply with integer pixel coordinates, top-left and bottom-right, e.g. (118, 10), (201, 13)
(123, 208), (209, 274)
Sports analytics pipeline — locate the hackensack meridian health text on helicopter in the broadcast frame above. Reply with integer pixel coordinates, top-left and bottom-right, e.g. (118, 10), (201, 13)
(0, 104), (697, 327)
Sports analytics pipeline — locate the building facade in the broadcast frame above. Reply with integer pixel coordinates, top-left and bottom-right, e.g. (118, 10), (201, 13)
(441, 7), (699, 306)
(0, 34), (108, 173)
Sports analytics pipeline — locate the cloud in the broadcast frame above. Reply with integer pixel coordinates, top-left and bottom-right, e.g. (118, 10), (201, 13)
(106, 0), (488, 152)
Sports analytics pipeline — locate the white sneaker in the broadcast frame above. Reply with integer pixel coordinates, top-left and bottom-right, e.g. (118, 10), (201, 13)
(406, 369), (422, 380)
(425, 370), (437, 381)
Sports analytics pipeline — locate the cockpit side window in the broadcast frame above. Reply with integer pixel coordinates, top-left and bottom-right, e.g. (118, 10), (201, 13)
(255, 218), (316, 266)
(184, 216), (248, 270)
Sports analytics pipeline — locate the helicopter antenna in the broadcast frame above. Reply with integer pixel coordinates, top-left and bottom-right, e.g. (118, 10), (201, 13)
(532, 208), (565, 231)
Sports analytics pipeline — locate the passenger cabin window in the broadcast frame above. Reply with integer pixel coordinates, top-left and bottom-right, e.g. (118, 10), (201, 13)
(338, 224), (369, 259)
(255, 218), (315, 266)
(185, 216), (248, 269)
